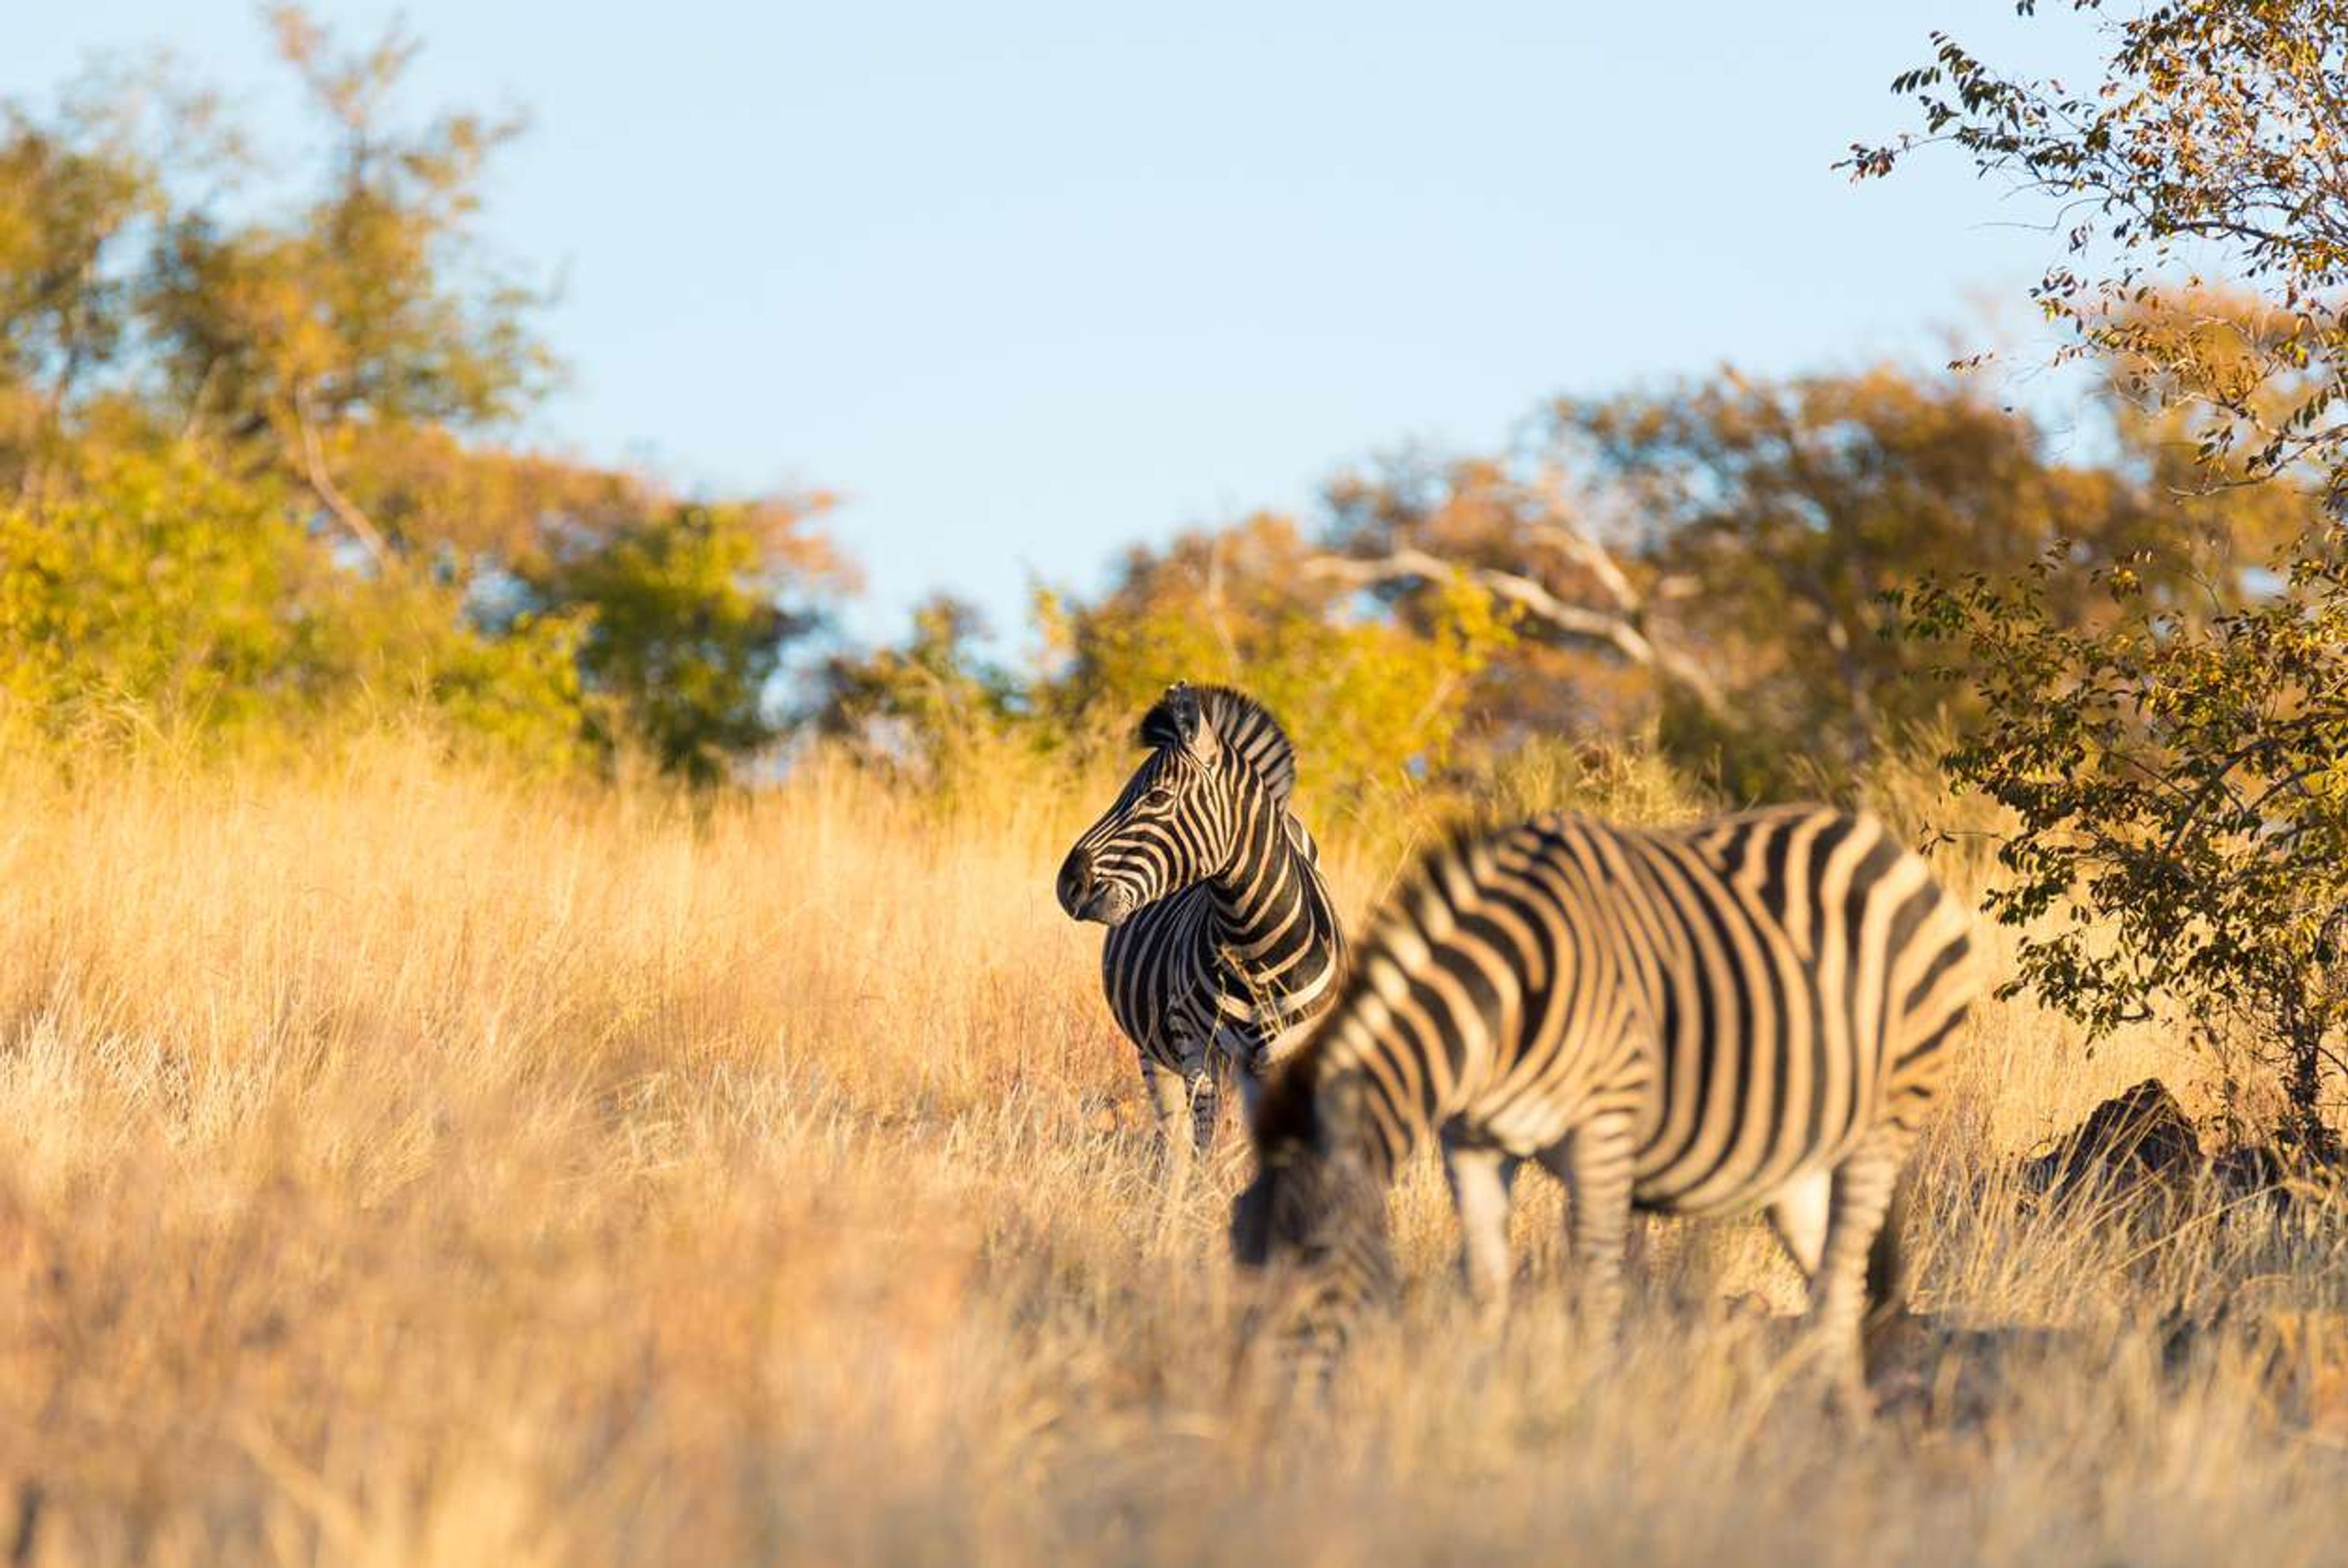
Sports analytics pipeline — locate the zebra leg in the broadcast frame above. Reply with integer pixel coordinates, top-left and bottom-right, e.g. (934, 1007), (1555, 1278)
(1806, 1134), (1908, 1408)
(1441, 1136), (1521, 1328)
(1765, 1169), (1832, 1285)
(1183, 1047), (1220, 1160)
(1143, 1058), (1197, 1189)
(1546, 1111), (1637, 1339)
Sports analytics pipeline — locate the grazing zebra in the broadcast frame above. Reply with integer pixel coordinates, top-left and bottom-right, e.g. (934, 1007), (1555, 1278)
(1056, 683), (1346, 1185)
(1231, 804), (1979, 1393)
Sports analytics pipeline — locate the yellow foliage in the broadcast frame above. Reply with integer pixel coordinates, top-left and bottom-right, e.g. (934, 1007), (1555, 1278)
(0, 451), (592, 769)
(1054, 514), (1518, 806)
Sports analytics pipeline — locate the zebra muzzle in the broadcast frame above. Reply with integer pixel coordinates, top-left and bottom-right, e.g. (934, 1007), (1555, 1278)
(1075, 886), (1134, 926)
(1055, 852), (1133, 925)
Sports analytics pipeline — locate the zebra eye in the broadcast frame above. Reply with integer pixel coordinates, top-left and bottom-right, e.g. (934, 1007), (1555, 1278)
(1140, 784), (1176, 809)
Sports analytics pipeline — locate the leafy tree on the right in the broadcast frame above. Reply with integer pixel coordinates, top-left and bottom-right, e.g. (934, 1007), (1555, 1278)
(1858, 0), (2348, 1158)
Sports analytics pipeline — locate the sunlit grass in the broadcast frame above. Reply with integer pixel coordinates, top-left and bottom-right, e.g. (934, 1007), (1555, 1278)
(0, 740), (2341, 1566)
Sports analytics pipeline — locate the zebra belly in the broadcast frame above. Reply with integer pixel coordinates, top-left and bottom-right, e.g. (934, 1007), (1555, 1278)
(1622, 1023), (1885, 1219)
(1620, 911), (1894, 1212)
(1627, 1145), (1855, 1220)
(1456, 1092), (1867, 1221)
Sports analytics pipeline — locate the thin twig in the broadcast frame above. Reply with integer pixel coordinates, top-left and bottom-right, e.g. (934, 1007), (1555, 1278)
(292, 389), (389, 566)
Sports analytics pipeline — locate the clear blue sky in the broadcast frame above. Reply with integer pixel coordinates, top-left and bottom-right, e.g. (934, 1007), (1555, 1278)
(12, 2), (2100, 652)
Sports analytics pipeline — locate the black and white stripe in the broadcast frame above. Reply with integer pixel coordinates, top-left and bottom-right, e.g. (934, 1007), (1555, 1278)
(1057, 683), (1346, 1182)
(1233, 804), (1979, 1389)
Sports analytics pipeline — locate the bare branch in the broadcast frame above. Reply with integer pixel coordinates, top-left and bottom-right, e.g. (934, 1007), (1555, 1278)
(1518, 468), (1644, 614)
(292, 390), (389, 567)
(1519, 521), (1642, 613)
(1310, 548), (1728, 721)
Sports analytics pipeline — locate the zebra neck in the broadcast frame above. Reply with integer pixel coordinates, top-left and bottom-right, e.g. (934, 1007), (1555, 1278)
(1205, 806), (1332, 960)
(1304, 937), (1495, 1171)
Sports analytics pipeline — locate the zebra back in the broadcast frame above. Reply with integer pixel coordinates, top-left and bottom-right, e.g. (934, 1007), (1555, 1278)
(1264, 804), (1980, 1211)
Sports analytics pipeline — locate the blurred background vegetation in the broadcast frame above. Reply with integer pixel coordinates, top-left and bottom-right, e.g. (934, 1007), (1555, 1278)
(4, 3), (2344, 1136)
(0, 8), (844, 781)
(1, 6), (2317, 803)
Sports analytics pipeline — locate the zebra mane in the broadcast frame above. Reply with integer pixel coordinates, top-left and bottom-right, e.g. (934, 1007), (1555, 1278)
(1137, 683), (1299, 808)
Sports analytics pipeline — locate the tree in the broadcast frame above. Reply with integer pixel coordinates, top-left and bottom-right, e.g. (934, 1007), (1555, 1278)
(1853, 0), (2348, 503)
(515, 499), (840, 786)
(0, 450), (589, 766)
(1311, 363), (2299, 792)
(1320, 451), (1726, 753)
(0, 70), (187, 500)
(1908, 551), (2348, 1157)
(0, 9), (845, 781)
(1861, 0), (2348, 1147)
(814, 596), (1036, 785)
(809, 353), (2307, 806)
(140, 6), (550, 563)
(1565, 364), (2299, 771)
(1042, 512), (1518, 801)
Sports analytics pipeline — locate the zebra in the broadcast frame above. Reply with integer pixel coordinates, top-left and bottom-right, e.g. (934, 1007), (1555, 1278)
(1231, 804), (1979, 1395)
(1056, 683), (1347, 1185)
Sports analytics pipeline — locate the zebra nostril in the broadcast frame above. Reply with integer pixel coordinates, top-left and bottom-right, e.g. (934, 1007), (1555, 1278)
(1057, 851), (1094, 915)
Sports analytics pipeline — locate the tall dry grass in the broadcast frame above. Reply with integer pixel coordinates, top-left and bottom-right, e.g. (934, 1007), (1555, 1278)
(0, 739), (2343, 1566)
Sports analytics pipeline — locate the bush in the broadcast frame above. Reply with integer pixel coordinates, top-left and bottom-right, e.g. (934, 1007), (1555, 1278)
(1907, 547), (2348, 1156)
(0, 451), (592, 768)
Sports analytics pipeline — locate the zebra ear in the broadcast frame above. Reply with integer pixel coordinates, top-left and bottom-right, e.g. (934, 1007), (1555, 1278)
(1163, 682), (1221, 765)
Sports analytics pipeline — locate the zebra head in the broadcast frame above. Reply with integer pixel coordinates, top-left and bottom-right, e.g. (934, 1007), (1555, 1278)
(1055, 682), (1295, 927)
(1229, 1066), (1397, 1382)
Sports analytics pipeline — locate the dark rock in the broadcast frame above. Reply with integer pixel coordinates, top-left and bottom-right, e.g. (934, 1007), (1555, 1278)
(2023, 1078), (2204, 1201)
(2210, 1142), (2292, 1206)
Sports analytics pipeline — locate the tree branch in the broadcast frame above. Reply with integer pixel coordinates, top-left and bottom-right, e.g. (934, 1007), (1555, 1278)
(1520, 520), (1642, 613)
(293, 390), (389, 567)
(1310, 547), (1728, 721)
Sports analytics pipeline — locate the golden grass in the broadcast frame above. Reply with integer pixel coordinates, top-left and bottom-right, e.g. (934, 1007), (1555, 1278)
(0, 741), (2343, 1566)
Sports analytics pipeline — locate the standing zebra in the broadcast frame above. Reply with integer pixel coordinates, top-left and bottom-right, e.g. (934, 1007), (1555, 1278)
(1231, 804), (1979, 1394)
(1057, 683), (1346, 1185)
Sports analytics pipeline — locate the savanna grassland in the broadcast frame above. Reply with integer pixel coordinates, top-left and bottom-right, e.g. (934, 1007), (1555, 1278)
(1, 742), (2342, 1568)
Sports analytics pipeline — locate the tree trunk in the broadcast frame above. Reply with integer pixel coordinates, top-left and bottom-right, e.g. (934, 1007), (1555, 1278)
(2282, 998), (2341, 1165)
